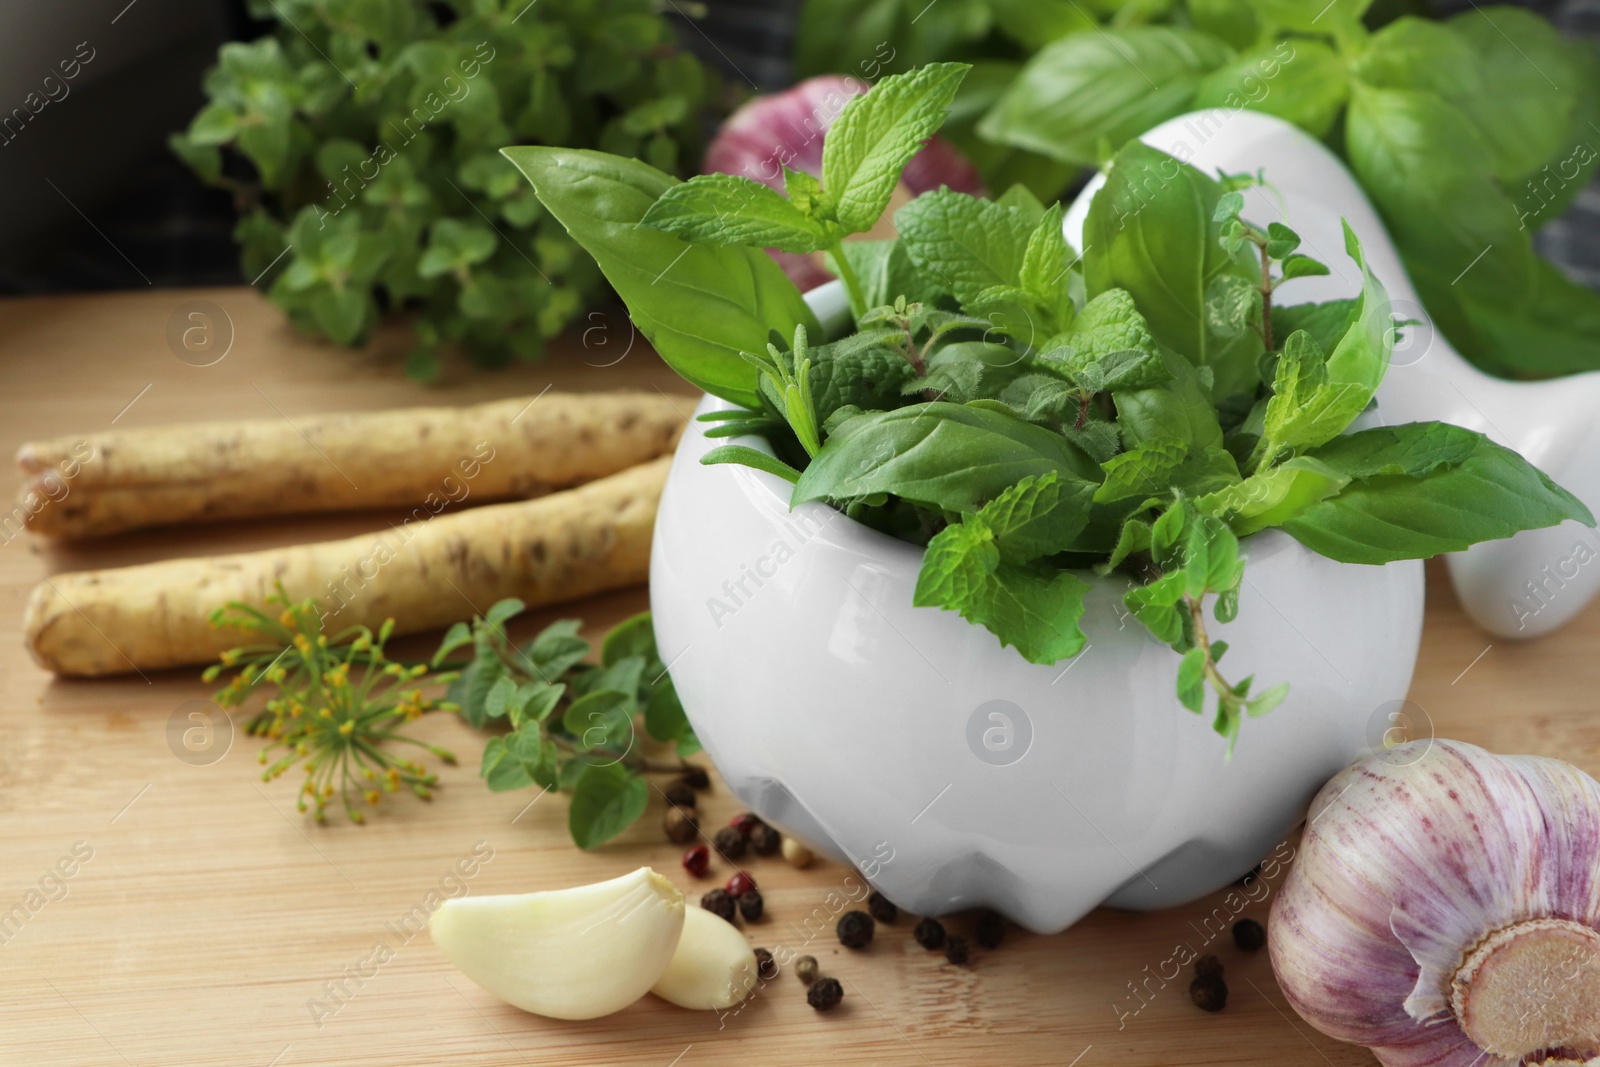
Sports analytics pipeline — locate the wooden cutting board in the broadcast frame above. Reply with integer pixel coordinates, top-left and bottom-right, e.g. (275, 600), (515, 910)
(2, 287), (1595, 1067)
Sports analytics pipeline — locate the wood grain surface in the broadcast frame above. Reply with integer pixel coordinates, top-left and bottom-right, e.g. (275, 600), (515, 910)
(1, 287), (1595, 1067)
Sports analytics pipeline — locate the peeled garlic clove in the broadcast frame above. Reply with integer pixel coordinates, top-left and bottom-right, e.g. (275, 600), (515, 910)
(430, 867), (684, 1020)
(1269, 739), (1600, 1066)
(650, 905), (758, 1010)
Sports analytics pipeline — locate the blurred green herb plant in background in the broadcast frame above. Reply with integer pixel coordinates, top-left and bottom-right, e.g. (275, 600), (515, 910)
(171, 0), (718, 379)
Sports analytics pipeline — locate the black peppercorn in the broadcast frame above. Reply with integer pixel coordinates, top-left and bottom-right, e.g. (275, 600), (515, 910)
(680, 766), (710, 791)
(663, 806), (698, 844)
(866, 891), (897, 924)
(663, 780), (697, 808)
(1233, 918), (1266, 952)
(944, 936), (969, 965)
(807, 977), (844, 1011)
(1194, 954), (1225, 980)
(749, 822), (782, 856)
(738, 889), (764, 922)
(974, 911), (1004, 949)
(836, 910), (874, 949)
(795, 954), (818, 984)
(913, 917), (946, 950)
(713, 825), (747, 860)
(1190, 974), (1228, 1012)
(701, 888), (736, 923)
(753, 947), (778, 980)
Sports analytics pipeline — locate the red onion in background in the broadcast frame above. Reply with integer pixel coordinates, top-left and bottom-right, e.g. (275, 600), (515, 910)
(702, 75), (985, 292)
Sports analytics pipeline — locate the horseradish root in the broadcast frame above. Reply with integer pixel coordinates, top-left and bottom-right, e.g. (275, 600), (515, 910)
(649, 905), (758, 1010)
(24, 457), (669, 676)
(1269, 739), (1600, 1066)
(429, 868), (685, 1020)
(16, 391), (685, 538)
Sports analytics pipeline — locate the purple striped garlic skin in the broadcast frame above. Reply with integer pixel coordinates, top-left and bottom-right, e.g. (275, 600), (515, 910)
(1269, 739), (1600, 1067)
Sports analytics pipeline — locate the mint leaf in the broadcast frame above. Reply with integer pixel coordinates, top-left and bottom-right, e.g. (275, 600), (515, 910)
(975, 472), (1094, 562)
(641, 173), (833, 253)
(1257, 330), (1370, 465)
(1018, 202), (1074, 332)
(971, 566), (1091, 664)
(1039, 289), (1167, 389)
(914, 523), (1090, 665)
(1094, 438), (1188, 504)
(1177, 647), (1208, 714)
(822, 62), (970, 234)
(894, 189), (1035, 307)
(568, 762), (648, 849)
(915, 520), (1000, 606)
(1197, 457), (1350, 536)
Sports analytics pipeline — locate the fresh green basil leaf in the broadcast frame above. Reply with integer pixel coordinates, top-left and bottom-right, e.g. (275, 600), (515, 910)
(822, 62), (971, 234)
(1188, 0), (1260, 51)
(1272, 299), (1356, 355)
(1344, 84), (1535, 304)
(567, 762), (648, 849)
(1304, 422), (1481, 480)
(1445, 10), (1582, 185)
(1323, 222), (1392, 397)
(1083, 142), (1261, 399)
(503, 147), (817, 407)
(1421, 256), (1600, 380)
(641, 172), (833, 253)
(1113, 346), (1226, 452)
(1193, 39), (1348, 139)
(793, 401), (1100, 512)
(987, 0), (1096, 49)
(978, 27), (1234, 168)
(1282, 436), (1594, 564)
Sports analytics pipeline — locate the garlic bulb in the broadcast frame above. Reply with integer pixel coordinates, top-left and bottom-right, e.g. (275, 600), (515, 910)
(1270, 740), (1600, 1066)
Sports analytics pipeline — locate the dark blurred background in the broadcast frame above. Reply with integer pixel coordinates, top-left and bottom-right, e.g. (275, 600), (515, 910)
(1, 0), (1594, 295)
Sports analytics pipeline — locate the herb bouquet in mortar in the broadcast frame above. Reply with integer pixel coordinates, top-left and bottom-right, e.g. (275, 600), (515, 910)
(505, 64), (1592, 931)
